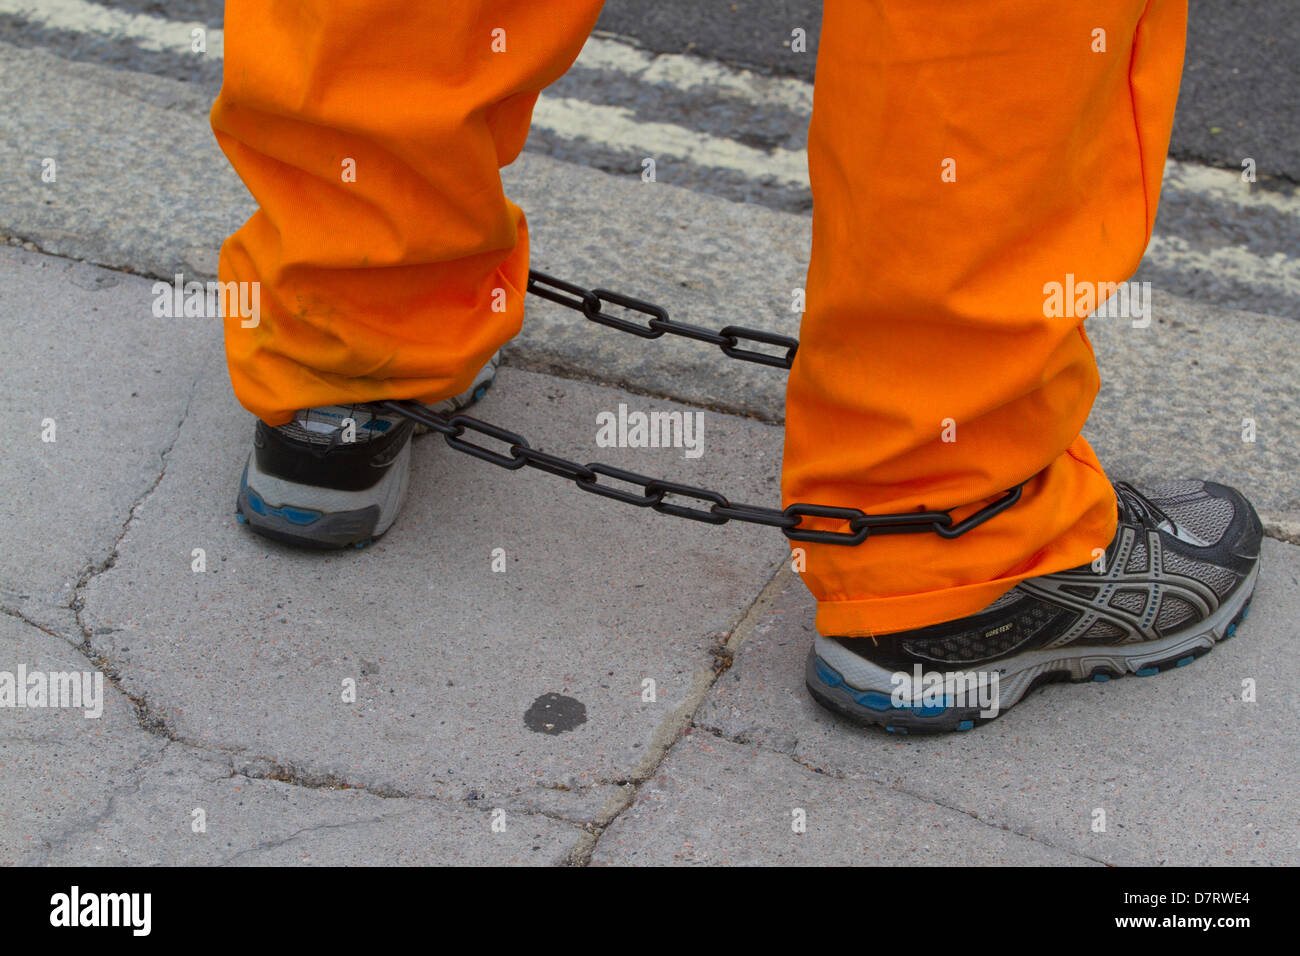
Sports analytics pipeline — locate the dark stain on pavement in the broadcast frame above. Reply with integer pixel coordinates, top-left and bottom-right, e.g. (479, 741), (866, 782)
(524, 693), (587, 736)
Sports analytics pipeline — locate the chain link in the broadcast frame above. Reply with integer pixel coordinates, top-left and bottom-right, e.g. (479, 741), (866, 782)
(529, 270), (800, 369)
(377, 270), (1026, 545)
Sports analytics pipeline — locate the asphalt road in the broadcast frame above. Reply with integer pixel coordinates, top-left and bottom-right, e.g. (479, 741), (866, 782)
(3, 0), (1295, 183)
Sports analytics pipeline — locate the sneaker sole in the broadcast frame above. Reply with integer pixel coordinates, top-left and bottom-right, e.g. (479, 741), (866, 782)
(806, 561), (1259, 734)
(235, 354), (499, 548)
(236, 438), (411, 549)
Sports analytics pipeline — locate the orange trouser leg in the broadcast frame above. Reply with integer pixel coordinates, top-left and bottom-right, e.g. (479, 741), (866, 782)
(786, 0), (1187, 636)
(211, 1), (603, 426)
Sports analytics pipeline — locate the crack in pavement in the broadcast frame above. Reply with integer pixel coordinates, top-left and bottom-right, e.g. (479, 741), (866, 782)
(47, 336), (215, 746)
(217, 810), (418, 867)
(690, 721), (1113, 867)
(0, 603), (70, 642)
(566, 563), (789, 865)
(35, 737), (172, 866)
(70, 340), (215, 614)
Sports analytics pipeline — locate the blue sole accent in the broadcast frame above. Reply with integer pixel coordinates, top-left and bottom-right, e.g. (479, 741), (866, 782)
(1092, 673), (1110, 682)
(1175, 655), (1195, 667)
(814, 657), (949, 718)
(244, 487), (323, 526)
(1135, 666), (1159, 677)
(913, 690), (953, 711)
(814, 658), (844, 689)
(854, 690), (895, 712)
(956, 720), (975, 731)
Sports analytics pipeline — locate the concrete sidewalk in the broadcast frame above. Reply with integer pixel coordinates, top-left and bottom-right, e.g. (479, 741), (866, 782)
(1, 40), (1297, 866)
(2, 243), (1297, 866)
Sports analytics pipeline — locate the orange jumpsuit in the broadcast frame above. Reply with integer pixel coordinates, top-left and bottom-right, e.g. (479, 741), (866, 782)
(212, 0), (1187, 636)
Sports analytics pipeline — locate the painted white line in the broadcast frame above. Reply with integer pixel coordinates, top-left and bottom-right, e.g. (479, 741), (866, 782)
(1163, 158), (1299, 217)
(2, 0), (808, 184)
(580, 31), (814, 115)
(6, 0), (1299, 231)
(534, 96), (809, 187)
(1146, 234), (1300, 298)
(546, 37), (814, 185)
(0, 0), (221, 57)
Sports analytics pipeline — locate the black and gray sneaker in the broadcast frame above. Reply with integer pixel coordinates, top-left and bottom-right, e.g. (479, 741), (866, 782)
(807, 479), (1263, 733)
(236, 353), (499, 549)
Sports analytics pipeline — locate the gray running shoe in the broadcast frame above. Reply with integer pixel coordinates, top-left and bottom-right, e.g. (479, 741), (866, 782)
(236, 353), (499, 548)
(807, 480), (1263, 733)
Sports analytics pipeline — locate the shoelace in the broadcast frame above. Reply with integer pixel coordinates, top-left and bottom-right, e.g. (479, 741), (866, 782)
(1114, 481), (1177, 533)
(288, 404), (393, 458)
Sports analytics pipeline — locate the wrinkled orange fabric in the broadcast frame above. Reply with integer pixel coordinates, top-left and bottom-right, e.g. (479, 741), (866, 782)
(211, 1), (605, 423)
(212, 0), (1187, 636)
(786, 0), (1185, 635)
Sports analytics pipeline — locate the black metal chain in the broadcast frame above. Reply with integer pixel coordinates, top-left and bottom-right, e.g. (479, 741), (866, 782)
(378, 270), (1025, 546)
(527, 270), (800, 369)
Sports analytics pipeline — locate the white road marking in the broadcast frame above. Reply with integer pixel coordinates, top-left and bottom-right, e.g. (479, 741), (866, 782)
(0, 0), (222, 56)
(1147, 234), (1300, 298)
(1163, 158), (1299, 217)
(534, 96), (809, 187)
(581, 30), (815, 115)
